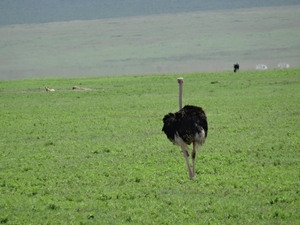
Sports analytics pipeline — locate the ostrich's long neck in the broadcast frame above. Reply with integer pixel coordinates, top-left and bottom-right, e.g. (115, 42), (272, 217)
(177, 78), (184, 110)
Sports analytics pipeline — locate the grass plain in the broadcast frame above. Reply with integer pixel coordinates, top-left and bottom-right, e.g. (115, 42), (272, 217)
(1, 5), (300, 80)
(0, 68), (300, 224)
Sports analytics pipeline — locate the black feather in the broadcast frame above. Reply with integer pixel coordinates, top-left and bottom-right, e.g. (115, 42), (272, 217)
(162, 105), (208, 146)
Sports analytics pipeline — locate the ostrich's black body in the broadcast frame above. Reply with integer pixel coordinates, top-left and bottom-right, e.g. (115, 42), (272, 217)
(162, 105), (208, 148)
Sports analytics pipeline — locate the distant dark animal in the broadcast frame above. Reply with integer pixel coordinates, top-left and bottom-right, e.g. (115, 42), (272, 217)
(162, 78), (208, 179)
(234, 63), (239, 72)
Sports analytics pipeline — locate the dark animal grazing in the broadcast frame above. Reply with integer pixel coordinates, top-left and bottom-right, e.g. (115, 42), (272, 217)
(162, 78), (208, 179)
(234, 63), (239, 72)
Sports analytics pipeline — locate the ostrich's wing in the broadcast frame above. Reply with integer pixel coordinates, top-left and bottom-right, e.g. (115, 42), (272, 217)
(162, 113), (177, 142)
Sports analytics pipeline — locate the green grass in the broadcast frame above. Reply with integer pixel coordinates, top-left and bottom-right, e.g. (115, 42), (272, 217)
(0, 69), (300, 224)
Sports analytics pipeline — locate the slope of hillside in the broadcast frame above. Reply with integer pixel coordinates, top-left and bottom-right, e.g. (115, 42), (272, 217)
(0, 0), (299, 26)
(1, 3), (299, 80)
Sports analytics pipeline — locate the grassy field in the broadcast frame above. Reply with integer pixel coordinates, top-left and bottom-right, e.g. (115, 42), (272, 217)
(0, 68), (299, 224)
(1, 5), (300, 80)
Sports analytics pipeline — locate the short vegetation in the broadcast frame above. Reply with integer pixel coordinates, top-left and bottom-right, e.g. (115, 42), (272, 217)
(0, 69), (299, 224)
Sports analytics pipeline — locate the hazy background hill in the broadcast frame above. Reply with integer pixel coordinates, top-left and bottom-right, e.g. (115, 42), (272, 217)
(1, 0), (299, 27)
(1, 1), (300, 80)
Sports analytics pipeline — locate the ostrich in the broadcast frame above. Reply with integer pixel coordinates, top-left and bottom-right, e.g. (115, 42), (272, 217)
(162, 78), (208, 179)
(234, 63), (239, 72)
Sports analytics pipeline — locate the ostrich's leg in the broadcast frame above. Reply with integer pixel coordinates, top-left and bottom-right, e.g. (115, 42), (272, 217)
(191, 142), (197, 178)
(181, 146), (193, 179)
